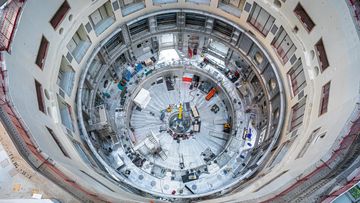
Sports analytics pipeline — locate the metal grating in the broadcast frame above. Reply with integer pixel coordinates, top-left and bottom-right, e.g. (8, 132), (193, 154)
(104, 31), (124, 53)
(156, 13), (177, 27)
(128, 18), (149, 36)
(213, 19), (234, 37)
(185, 13), (206, 28)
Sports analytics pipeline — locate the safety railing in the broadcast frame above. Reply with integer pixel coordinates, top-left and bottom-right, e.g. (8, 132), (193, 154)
(0, 53), (109, 202)
(0, 0), (24, 52)
(262, 102), (360, 202)
(0, 3), (109, 201)
(321, 171), (360, 203)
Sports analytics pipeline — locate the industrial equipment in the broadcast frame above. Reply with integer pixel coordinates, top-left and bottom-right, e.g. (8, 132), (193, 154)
(191, 106), (200, 119)
(206, 88), (217, 101)
(223, 123), (231, 133)
(133, 88), (151, 109)
(192, 75), (200, 87)
(211, 104), (220, 113)
(178, 103), (183, 120)
(165, 76), (175, 91)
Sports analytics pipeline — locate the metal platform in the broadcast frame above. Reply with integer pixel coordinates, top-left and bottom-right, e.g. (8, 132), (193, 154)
(96, 60), (259, 198)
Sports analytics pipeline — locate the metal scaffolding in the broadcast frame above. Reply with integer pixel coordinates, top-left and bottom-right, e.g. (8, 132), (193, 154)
(0, 0), (25, 51)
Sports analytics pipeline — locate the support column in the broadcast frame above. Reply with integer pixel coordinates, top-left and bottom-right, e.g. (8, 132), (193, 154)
(121, 24), (136, 62)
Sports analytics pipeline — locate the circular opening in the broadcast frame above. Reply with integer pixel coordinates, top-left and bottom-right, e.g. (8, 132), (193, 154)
(77, 29), (285, 199)
(310, 50), (315, 60)
(59, 28), (64, 35)
(68, 14), (73, 21)
(254, 52), (264, 65)
(235, 60), (242, 67)
(293, 26), (299, 33)
(44, 89), (50, 100)
(274, 0), (281, 8)
(103, 80), (109, 88)
(314, 66), (320, 76)
(269, 79), (277, 91)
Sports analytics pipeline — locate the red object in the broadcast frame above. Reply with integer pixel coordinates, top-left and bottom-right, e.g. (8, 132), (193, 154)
(188, 47), (193, 58)
(182, 73), (193, 82)
(206, 88), (216, 101)
(171, 190), (176, 195)
(234, 71), (240, 78)
(182, 77), (192, 82)
(203, 58), (209, 64)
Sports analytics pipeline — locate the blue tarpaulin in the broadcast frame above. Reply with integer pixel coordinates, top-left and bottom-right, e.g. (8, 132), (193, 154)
(122, 69), (132, 81)
(135, 64), (143, 72)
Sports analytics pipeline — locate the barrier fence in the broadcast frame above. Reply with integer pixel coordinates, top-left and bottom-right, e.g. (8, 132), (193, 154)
(0, 0), (24, 51)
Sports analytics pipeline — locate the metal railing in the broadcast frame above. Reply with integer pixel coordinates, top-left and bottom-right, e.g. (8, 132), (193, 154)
(0, 0), (24, 52)
(0, 3), (109, 201)
(0, 54), (110, 203)
(262, 101), (360, 202)
(321, 171), (360, 202)
(2, 55), (114, 202)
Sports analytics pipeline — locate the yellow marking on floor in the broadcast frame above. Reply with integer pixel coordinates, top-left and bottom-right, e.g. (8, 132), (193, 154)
(12, 183), (21, 192)
(32, 189), (40, 194)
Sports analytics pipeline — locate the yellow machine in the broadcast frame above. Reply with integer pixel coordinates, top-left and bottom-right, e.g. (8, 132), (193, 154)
(242, 128), (248, 140)
(224, 123), (231, 133)
(166, 105), (172, 112)
(178, 103), (183, 120)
